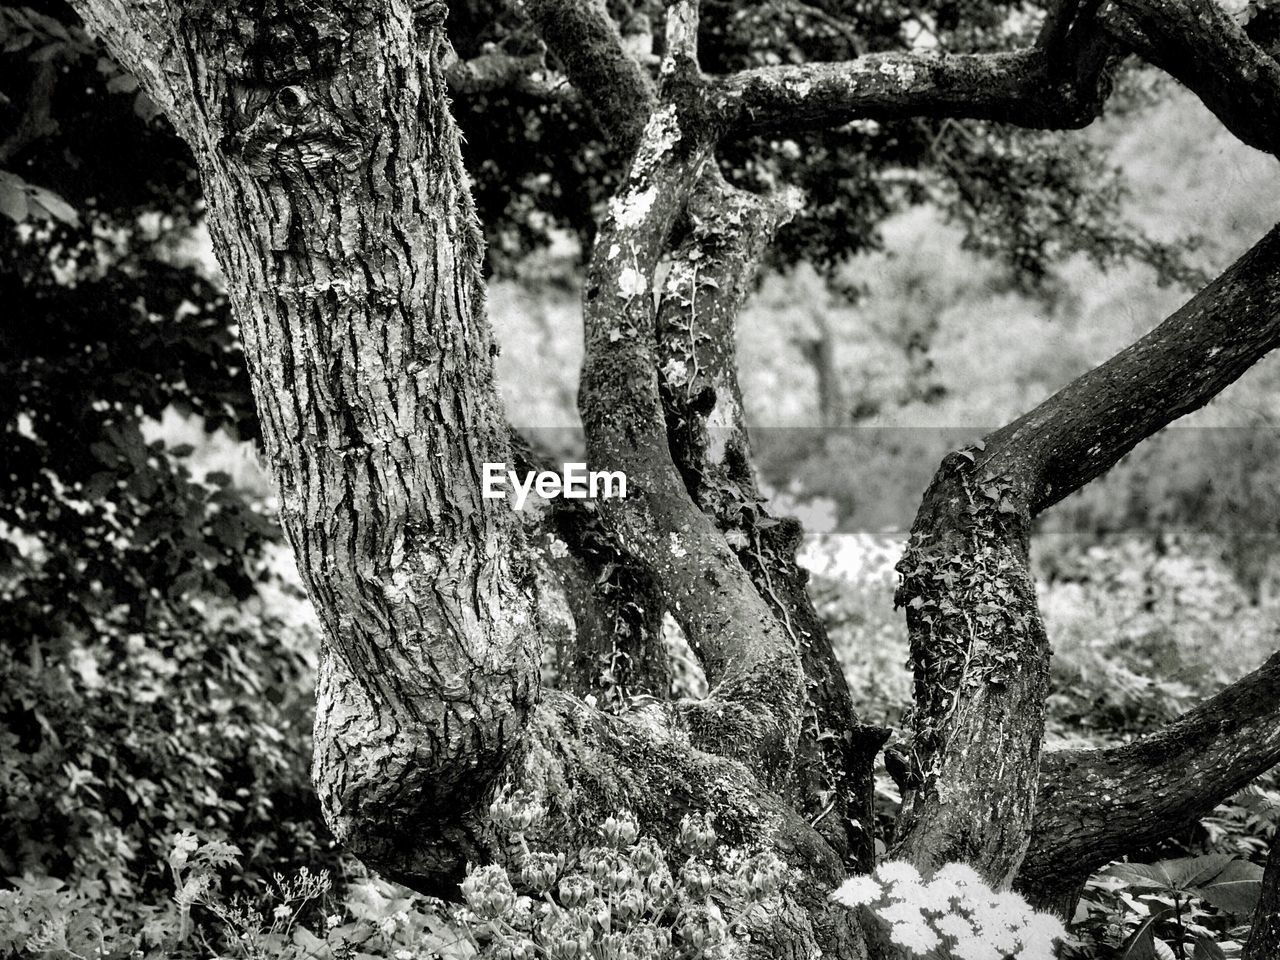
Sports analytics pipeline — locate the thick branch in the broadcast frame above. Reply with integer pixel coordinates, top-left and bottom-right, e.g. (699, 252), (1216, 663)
(70, 0), (551, 887)
(1101, 0), (1280, 158)
(706, 46), (1113, 137)
(579, 104), (805, 782)
(523, 0), (656, 151)
(1022, 651), (1280, 903)
(983, 222), (1280, 513)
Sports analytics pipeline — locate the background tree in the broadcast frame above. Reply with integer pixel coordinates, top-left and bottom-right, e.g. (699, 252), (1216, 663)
(4, 0), (1280, 957)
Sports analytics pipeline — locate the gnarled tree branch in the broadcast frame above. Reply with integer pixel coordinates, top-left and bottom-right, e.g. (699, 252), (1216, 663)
(704, 44), (1114, 137)
(895, 223), (1280, 882)
(523, 0), (655, 151)
(653, 169), (888, 866)
(1100, 0), (1280, 158)
(1022, 650), (1280, 906)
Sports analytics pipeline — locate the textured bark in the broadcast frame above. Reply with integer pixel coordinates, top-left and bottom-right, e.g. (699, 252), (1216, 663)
(986, 223), (1280, 516)
(513, 437), (670, 703)
(1022, 650), (1280, 906)
(1101, 0), (1280, 158)
(70, 0), (546, 889)
(523, 0), (655, 151)
(653, 170), (887, 867)
(64, 0), (1280, 953)
(70, 1), (872, 951)
(1246, 839), (1280, 960)
(704, 46), (1114, 137)
(892, 455), (1048, 883)
(577, 102), (807, 783)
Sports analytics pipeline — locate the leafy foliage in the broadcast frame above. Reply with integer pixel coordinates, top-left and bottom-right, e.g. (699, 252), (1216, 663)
(1068, 855), (1264, 959)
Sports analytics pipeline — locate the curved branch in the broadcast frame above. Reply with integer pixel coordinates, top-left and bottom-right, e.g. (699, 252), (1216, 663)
(1022, 651), (1280, 904)
(705, 43), (1114, 137)
(578, 91), (805, 784)
(1100, 0), (1280, 158)
(895, 223), (1280, 881)
(523, 0), (656, 151)
(984, 222), (1280, 514)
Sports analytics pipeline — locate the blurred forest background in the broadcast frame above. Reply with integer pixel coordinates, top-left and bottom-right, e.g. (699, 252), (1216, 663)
(2, 0), (1280, 956)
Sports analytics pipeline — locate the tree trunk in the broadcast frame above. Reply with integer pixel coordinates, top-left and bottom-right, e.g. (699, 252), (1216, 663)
(1246, 840), (1280, 960)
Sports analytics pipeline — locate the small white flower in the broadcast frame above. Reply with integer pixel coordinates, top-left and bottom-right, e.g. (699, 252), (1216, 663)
(395, 951), (414, 960)
(879, 901), (925, 928)
(933, 862), (981, 887)
(325, 913), (342, 929)
(888, 878), (929, 909)
(1014, 933), (1060, 959)
(919, 875), (964, 912)
(273, 904), (292, 920)
(991, 888), (1032, 919)
(935, 912), (975, 941)
(875, 860), (922, 886)
(830, 875), (882, 908)
(1022, 911), (1066, 942)
(889, 920), (940, 953)
(618, 267), (648, 298)
(951, 936), (1003, 960)
(549, 537), (569, 559)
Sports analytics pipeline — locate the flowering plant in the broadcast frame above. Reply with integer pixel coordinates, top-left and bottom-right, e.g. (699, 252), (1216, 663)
(830, 861), (1067, 960)
(454, 792), (789, 959)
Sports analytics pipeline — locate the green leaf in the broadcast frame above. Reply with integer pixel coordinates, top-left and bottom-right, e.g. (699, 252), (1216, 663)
(1192, 937), (1228, 960)
(0, 173), (28, 221)
(1119, 908), (1173, 960)
(28, 184), (79, 225)
(1189, 859), (1264, 915)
